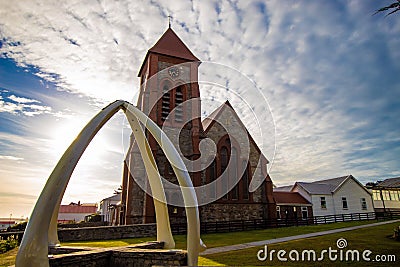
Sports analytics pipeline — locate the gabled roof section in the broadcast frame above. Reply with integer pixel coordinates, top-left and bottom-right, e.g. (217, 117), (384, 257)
(376, 177), (400, 188)
(138, 28), (199, 76)
(294, 175), (371, 196)
(273, 185), (294, 192)
(59, 204), (97, 214)
(202, 100), (268, 163)
(201, 101), (226, 130)
(101, 194), (121, 202)
(150, 28), (199, 61)
(295, 182), (335, 195)
(273, 192), (311, 205)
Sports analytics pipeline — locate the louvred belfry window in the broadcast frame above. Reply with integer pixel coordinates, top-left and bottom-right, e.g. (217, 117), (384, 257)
(174, 86), (184, 122)
(161, 83), (171, 121)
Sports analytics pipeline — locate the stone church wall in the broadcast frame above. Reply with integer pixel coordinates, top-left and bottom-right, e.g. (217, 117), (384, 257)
(200, 203), (266, 222)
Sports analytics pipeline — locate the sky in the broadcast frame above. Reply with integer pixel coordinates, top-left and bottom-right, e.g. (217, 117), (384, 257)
(0, 0), (399, 218)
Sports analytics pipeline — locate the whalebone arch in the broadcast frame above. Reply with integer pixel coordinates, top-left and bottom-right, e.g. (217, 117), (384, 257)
(15, 100), (203, 267)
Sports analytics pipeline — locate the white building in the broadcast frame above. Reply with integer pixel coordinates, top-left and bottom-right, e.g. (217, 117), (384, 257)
(0, 219), (16, 230)
(277, 175), (374, 217)
(57, 202), (98, 223)
(99, 194), (121, 225)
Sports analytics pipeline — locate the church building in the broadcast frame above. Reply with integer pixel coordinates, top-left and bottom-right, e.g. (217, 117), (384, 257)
(120, 27), (276, 225)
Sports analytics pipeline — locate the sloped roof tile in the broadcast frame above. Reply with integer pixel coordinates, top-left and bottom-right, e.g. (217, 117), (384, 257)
(273, 192), (311, 205)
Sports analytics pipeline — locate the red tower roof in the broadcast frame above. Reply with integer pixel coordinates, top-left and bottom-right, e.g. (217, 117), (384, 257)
(150, 28), (199, 61)
(138, 28), (200, 76)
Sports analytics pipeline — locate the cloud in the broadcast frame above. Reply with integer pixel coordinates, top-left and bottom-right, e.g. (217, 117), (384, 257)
(8, 95), (40, 104)
(0, 0), (399, 216)
(0, 92), (52, 116)
(0, 155), (24, 161)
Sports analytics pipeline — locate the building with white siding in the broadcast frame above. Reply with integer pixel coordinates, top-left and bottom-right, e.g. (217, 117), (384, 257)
(57, 202), (98, 224)
(276, 175), (374, 217)
(99, 194), (121, 225)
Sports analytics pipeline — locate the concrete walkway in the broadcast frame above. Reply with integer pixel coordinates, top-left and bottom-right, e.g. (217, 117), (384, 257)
(200, 219), (400, 255)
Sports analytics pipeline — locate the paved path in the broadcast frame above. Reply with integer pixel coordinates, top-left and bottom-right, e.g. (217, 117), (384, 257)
(200, 219), (400, 255)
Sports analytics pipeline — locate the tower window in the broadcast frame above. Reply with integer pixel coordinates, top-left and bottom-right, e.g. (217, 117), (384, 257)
(174, 86), (184, 122)
(161, 83), (171, 121)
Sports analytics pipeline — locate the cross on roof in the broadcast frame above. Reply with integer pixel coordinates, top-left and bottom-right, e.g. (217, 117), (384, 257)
(168, 15), (172, 28)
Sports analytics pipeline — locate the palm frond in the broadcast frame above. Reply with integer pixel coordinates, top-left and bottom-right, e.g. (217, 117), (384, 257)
(374, 1), (400, 16)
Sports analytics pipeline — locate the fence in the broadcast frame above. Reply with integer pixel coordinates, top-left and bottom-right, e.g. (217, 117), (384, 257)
(1, 211), (400, 243)
(171, 211), (400, 235)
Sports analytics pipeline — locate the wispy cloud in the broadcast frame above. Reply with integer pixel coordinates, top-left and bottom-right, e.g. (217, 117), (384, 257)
(8, 95), (40, 104)
(0, 92), (52, 116)
(0, 0), (399, 217)
(0, 155), (24, 161)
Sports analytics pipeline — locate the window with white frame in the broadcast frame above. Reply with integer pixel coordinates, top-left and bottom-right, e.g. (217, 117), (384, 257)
(276, 206), (281, 219)
(360, 198), (367, 210)
(320, 197), (327, 209)
(301, 207), (308, 219)
(342, 197), (348, 209)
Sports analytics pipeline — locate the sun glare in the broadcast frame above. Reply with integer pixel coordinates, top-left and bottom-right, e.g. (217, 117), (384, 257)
(49, 116), (108, 164)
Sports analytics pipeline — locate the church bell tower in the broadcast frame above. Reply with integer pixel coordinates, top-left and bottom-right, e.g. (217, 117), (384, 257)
(121, 27), (203, 224)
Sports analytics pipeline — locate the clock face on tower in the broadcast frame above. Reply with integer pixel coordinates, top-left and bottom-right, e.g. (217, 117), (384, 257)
(168, 66), (180, 78)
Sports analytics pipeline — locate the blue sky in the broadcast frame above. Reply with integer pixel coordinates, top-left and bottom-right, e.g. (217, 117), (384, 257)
(0, 0), (399, 218)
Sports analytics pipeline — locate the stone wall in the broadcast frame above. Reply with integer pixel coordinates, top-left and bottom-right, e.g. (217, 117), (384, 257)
(58, 223), (156, 242)
(58, 222), (107, 229)
(49, 242), (187, 267)
(200, 203), (267, 222)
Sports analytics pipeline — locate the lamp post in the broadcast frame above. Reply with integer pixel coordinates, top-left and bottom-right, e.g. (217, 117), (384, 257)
(9, 213), (12, 229)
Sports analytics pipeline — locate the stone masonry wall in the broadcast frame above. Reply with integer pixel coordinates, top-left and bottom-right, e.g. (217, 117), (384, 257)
(58, 223), (156, 242)
(49, 242), (187, 267)
(200, 203), (266, 222)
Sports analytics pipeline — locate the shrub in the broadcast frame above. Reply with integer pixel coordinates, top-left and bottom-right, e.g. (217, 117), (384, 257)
(394, 226), (400, 241)
(0, 239), (18, 254)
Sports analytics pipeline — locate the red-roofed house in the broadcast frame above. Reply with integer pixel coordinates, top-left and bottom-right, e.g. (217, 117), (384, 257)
(57, 203), (98, 224)
(273, 191), (313, 221)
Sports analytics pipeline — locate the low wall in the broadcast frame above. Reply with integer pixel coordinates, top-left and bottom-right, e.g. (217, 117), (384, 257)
(49, 242), (187, 267)
(58, 223), (156, 242)
(58, 222), (108, 228)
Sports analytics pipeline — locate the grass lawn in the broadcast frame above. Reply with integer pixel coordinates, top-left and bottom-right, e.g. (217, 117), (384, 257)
(0, 248), (18, 267)
(63, 220), (376, 250)
(0, 219), (394, 266)
(201, 222), (400, 266)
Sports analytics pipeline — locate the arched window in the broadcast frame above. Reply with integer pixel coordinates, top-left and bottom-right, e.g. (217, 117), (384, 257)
(242, 160), (249, 200)
(161, 82), (171, 121)
(174, 86), (184, 122)
(230, 147), (239, 200)
(208, 160), (216, 200)
(220, 146), (228, 200)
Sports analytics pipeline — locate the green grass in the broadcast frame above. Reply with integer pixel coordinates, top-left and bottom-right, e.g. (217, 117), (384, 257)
(0, 247), (18, 267)
(63, 220), (376, 250)
(0, 220), (391, 266)
(201, 222), (400, 266)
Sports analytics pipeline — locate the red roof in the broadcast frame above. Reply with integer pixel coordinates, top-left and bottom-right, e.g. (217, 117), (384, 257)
(59, 205), (97, 214)
(149, 28), (199, 61)
(138, 28), (199, 76)
(273, 192), (311, 205)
